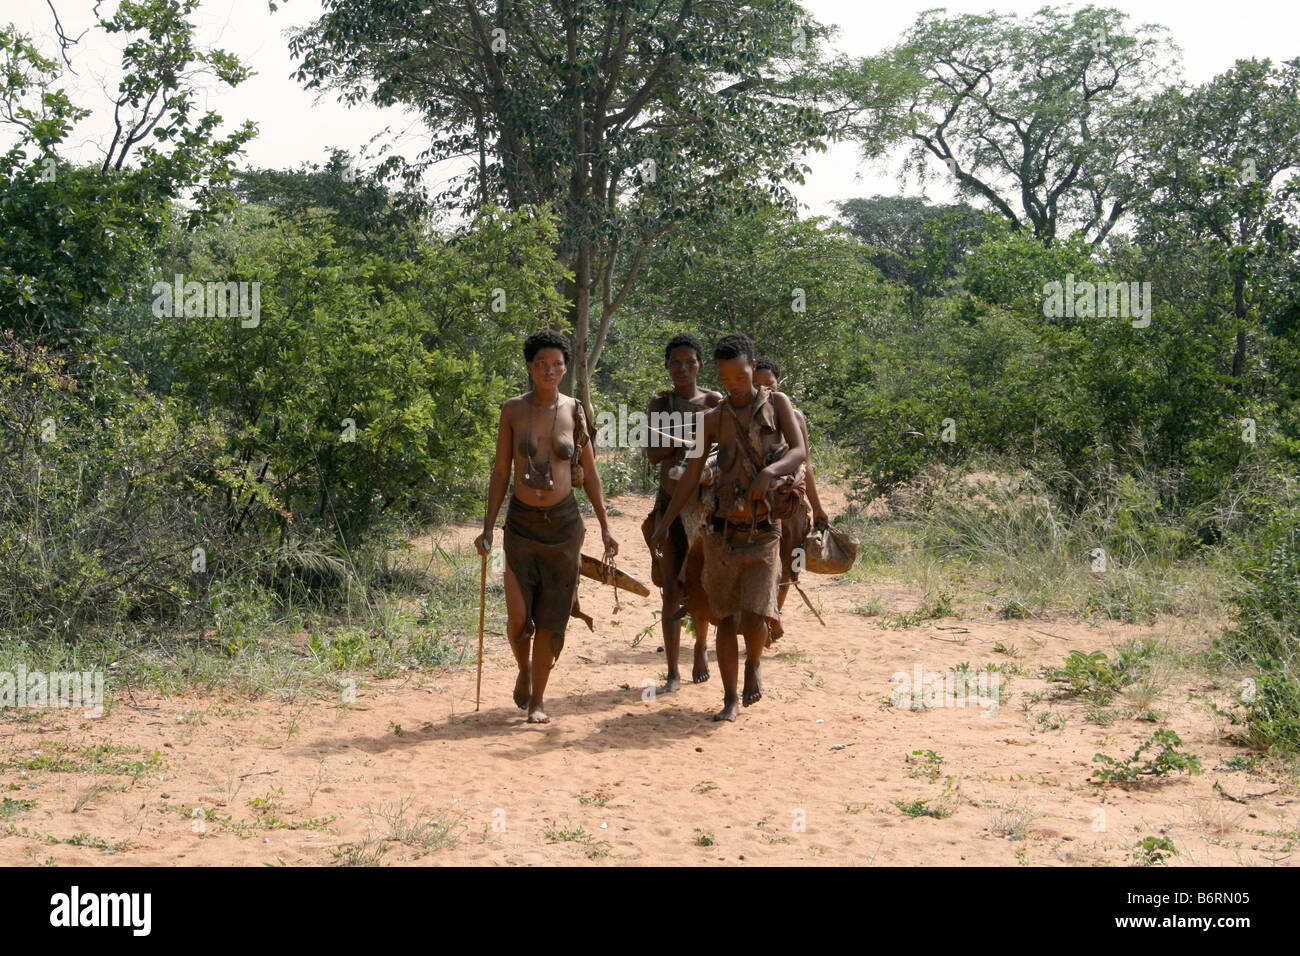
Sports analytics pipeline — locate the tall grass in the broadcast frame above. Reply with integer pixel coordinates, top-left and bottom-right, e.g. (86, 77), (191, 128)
(837, 456), (1242, 623)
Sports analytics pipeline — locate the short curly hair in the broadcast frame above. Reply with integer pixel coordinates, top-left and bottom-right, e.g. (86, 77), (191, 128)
(713, 332), (754, 363)
(523, 328), (572, 364)
(664, 332), (705, 364)
(754, 356), (781, 380)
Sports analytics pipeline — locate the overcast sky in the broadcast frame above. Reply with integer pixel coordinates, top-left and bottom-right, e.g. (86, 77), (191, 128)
(7, 0), (1299, 220)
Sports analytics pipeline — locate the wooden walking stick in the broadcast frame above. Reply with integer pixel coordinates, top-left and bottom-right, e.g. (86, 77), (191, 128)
(475, 550), (487, 711)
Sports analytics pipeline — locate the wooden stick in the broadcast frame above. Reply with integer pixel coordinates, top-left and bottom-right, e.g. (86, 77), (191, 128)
(794, 582), (826, 626)
(476, 551), (487, 712)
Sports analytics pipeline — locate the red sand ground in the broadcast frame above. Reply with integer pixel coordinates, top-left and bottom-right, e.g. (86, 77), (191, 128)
(2, 490), (1295, 866)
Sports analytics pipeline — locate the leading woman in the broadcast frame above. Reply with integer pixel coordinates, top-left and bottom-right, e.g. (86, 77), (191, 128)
(474, 329), (618, 723)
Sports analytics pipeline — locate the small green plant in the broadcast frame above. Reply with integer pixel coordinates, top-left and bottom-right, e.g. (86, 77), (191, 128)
(1219, 754), (1259, 773)
(543, 821), (611, 858)
(886, 591), (954, 628)
(692, 780), (719, 794)
(1227, 660), (1300, 757)
(57, 833), (130, 854)
(988, 798), (1040, 841)
(577, 791), (611, 807)
(1133, 835), (1179, 866)
(998, 599), (1029, 620)
(904, 750), (946, 781)
(692, 828), (717, 846)
(1046, 643), (1158, 706)
(1092, 730), (1202, 783)
(0, 797), (36, 819)
(246, 786), (285, 816)
(851, 595), (886, 617)
(1036, 710), (1067, 731)
(330, 839), (388, 866)
(1085, 706), (1117, 726)
(893, 798), (952, 819)
(1045, 650), (1123, 704)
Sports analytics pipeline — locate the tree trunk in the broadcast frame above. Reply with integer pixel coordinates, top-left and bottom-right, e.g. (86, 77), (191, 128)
(1232, 269), (1248, 378)
(564, 242), (596, 430)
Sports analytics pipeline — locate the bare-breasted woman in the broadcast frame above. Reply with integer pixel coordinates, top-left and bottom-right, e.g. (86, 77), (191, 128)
(475, 330), (618, 723)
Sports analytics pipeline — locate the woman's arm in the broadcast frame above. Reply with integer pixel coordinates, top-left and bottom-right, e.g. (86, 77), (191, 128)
(799, 410), (828, 525)
(746, 393), (806, 503)
(651, 412), (716, 553)
(475, 404), (514, 555)
(579, 409), (619, 556)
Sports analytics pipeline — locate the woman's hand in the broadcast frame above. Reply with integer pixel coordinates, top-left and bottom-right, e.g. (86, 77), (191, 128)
(746, 467), (773, 503)
(474, 530), (492, 557)
(812, 507), (830, 529)
(602, 528), (619, 558)
(649, 521), (668, 558)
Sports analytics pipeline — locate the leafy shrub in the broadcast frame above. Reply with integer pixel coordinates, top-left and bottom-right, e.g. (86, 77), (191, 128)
(1092, 730), (1202, 782)
(0, 333), (265, 635)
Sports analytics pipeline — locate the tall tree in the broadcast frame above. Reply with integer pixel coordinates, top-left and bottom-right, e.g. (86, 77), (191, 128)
(844, 4), (1176, 244)
(1136, 57), (1300, 381)
(835, 195), (1003, 314)
(288, 0), (837, 415)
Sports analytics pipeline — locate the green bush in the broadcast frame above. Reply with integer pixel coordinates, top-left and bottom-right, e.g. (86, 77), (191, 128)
(1225, 504), (1300, 671)
(0, 334), (266, 635)
(1227, 659), (1300, 756)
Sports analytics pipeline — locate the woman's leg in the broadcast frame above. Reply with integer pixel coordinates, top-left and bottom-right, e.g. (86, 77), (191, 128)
(527, 627), (560, 723)
(713, 615), (740, 722)
(503, 563), (531, 709)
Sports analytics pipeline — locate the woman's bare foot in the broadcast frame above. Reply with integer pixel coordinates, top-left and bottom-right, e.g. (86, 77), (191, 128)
(513, 669), (530, 710)
(692, 651), (710, 683)
(713, 697), (739, 722)
(663, 674), (682, 694)
(743, 663), (763, 707)
(526, 706), (550, 723)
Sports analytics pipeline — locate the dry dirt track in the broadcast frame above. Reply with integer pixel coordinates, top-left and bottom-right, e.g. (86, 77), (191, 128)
(1, 491), (1295, 866)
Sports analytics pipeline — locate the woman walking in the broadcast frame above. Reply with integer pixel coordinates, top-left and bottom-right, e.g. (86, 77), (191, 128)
(474, 330), (618, 723)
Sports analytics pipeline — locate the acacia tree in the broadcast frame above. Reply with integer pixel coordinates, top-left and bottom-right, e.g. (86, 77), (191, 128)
(1136, 58), (1300, 381)
(288, 0), (837, 415)
(845, 4), (1177, 244)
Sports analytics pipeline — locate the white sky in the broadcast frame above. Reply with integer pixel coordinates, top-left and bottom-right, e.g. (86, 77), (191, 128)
(6, 0), (1299, 220)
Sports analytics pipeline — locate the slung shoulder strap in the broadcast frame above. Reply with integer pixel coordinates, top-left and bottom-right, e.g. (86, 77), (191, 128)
(572, 397), (588, 461)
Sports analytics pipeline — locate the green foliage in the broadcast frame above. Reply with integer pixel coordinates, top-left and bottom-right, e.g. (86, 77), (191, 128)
(290, 0), (841, 410)
(0, 8), (256, 349)
(601, 203), (894, 409)
(835, 196), (1004, 309)
(1092, 730), (1202, 782)
(846, 5), (1177, 242)
(893, 798), (952, 819)
(1225, 504), (1300, 671)
(151, 202), (567, 541)
(1045, 645), (1155, 705)
(1227, 660), (1300, 757)
(1133, 835), (1179, 866)
(0, 334), (264, 634)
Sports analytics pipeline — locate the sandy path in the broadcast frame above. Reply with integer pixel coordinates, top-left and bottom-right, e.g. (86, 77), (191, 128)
(2, 491), (1295, 866)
